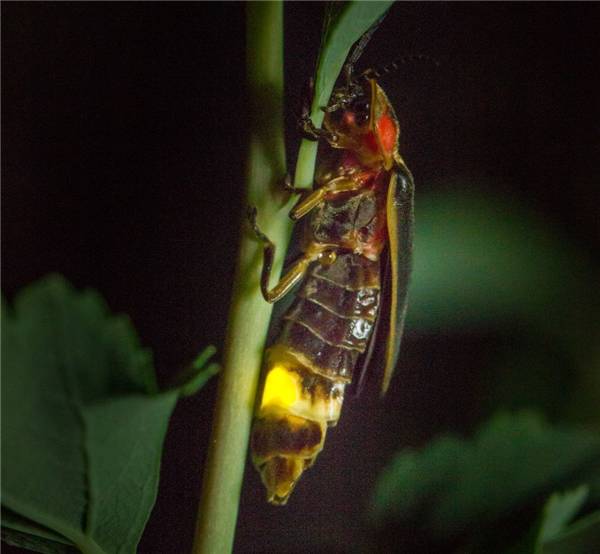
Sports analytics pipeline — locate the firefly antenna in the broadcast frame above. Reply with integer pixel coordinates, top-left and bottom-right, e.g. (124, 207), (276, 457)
(345, 13), (387, 75)
(359, 54), (440, 81)
(322, 13), (387, 114)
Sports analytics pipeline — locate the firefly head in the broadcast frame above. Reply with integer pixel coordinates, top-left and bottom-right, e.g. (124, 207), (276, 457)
(324, 79), (399, 170)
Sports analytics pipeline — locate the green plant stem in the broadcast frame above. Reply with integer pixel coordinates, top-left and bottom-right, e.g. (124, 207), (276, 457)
(192, 3), (296, 553)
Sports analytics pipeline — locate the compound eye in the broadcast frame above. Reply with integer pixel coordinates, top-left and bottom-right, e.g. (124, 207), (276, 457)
(353, 99), (370, 126)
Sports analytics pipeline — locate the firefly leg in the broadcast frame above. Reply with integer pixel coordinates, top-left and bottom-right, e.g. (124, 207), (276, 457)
(298, 110), (338, 145)
(289, 175), (364, 221)
(280, 173), (306, 195)
(297, 79), (339, 145)
(281, 172), (361, 220)
(247, 206), (329, 303)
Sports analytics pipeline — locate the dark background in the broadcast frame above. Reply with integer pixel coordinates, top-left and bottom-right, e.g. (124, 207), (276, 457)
(3, 3), (599, 553)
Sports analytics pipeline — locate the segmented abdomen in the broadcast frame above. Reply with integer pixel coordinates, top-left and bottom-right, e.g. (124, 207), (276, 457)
(251, 252), (380, 504)
(281, 252), (380, 383)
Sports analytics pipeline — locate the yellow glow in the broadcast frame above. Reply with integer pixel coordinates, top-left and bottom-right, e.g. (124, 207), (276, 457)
(261, 365), (300, 409)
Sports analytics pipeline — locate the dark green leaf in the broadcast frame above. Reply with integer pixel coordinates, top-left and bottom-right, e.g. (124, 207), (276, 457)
(2, 275), (216, 553)
(370, 411), (600, 541)
(2, 528), (75, 554)
(82, 393), (179, 553)
(2, 508), (76, 554)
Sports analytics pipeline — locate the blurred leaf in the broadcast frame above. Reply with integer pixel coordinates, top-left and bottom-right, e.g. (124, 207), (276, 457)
(513, 486), (600, 554)
(1, 275), (216, 553)
(537, 485), (589, 546)
(409, 190), (595, 332)
(409, 188), (600, 426)
(482, 340), (574, 420)
(502, 486), (591, 554)
(543, 510), (600, 554)
(370, 411), (600, 541)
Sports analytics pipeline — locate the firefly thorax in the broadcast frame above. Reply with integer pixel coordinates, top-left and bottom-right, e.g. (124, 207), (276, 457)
(323, 79), (399, 171)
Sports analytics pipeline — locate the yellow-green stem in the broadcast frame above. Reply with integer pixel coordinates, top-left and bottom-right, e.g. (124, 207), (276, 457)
(192, 3), (295, 553)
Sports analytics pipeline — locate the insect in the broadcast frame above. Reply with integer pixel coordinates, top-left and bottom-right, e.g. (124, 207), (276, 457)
(249, 46), (414, 505)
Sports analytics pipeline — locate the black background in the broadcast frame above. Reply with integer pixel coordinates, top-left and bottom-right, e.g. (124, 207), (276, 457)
(3, 3), (599, 553)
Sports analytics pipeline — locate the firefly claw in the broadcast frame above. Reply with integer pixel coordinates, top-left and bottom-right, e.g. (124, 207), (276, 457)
(283, 173), (294, 192)
(246, 205), (270, 245)
(246, 205), (257, 224)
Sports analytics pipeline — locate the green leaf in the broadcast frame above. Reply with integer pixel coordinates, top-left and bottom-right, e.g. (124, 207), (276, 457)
(2, 275), (216, 553)
(81, 393), (179, 553)
(370, 411), (600, 541)
(295, 1), (394, 187)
